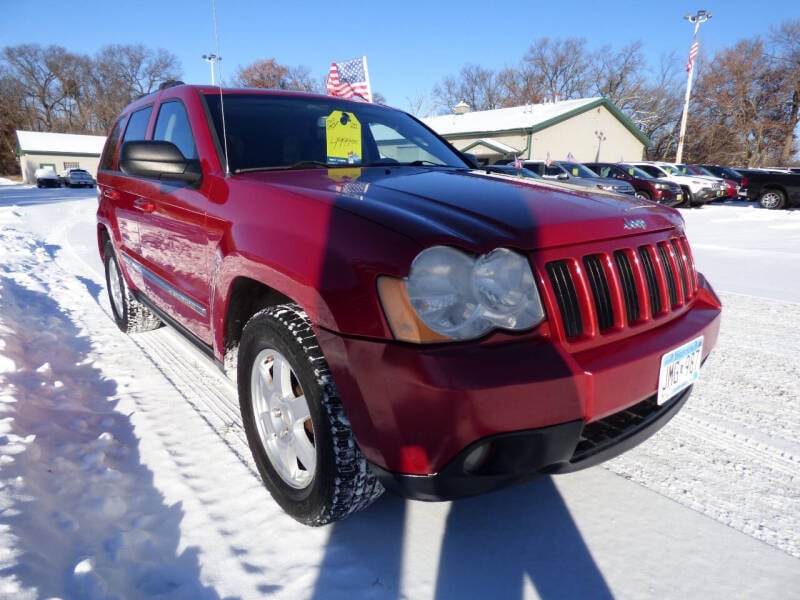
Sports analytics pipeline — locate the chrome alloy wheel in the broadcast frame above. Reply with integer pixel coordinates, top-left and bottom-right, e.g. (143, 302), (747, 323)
(250, 348), (315, 489)
(759, 190), (785, 210)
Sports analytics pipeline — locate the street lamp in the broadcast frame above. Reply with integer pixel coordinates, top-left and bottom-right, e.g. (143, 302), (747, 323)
(675, 10), (712, 164)
(202, 53), (221, 85)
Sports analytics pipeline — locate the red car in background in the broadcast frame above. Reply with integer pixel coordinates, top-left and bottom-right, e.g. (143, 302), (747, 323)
(584, 162), (684, 206)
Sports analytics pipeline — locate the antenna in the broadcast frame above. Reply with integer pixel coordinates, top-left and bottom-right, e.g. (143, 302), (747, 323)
(210, 0), (231, 176)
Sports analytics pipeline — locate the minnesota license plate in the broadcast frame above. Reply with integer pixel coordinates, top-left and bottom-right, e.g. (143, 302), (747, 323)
(657, 336), (703, 405)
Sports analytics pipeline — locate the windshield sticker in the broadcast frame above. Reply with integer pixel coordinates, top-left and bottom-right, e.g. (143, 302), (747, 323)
(326, 110), (362, 165)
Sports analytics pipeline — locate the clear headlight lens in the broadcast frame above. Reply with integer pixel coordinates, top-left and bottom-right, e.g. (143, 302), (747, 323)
(405, 246), (544, 340)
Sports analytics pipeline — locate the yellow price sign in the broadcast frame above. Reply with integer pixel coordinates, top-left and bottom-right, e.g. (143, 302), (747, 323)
(326, 110), (362, 164)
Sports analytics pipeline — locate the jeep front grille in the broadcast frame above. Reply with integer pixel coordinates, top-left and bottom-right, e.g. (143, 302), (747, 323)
(545, 236), (697, 340)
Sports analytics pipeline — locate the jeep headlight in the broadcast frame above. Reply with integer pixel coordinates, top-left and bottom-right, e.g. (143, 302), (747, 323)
(378, 246), (544, 342)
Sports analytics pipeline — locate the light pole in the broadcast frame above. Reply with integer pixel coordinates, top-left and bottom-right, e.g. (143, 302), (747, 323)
(202, 53), (221, 85)
(675, 9), (712, 164)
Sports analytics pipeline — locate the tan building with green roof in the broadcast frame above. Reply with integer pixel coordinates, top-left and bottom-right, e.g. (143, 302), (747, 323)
(423, 97), (650, 165)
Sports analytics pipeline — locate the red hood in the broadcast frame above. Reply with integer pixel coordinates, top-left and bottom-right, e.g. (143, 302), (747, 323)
(238, 167), (684, 252)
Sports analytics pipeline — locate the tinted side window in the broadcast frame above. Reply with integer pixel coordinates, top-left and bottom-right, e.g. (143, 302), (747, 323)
(154, 100), (197, 159)
(122, 106), (153, 144)
(99, 118), (125, 170)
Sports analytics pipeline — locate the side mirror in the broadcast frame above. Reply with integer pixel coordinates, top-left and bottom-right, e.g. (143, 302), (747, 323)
(119, 141), (202, 184)
(557, 173), (569, 180)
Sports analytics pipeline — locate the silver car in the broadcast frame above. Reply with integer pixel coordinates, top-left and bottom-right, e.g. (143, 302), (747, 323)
(60, 168), (95, 188)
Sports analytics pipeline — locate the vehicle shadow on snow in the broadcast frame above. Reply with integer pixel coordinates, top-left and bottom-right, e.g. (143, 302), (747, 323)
(312, 478), (612, 599)
(0, 278), (219, 599)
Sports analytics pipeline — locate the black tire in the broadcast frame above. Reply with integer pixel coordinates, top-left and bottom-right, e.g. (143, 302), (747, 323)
(238, 304), (383, 525)
(758, 189), (786, 210)
(635, 190), (651, 201)
(103, 241), (162, 333)
(680, 186), (693, 208)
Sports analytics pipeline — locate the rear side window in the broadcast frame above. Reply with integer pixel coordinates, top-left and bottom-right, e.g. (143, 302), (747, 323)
(122, 106), (153, 144)
(99, 118), (125, 170)
(154, 100), (197, 159)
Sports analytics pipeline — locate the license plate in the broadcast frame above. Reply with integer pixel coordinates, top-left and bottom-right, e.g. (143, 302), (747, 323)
(657, 336), (703, 405)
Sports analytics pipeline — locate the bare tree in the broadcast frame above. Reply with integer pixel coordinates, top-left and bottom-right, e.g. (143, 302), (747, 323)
(617, 52), (684, 160)
(235, 58), (319, 92)
(691, 40), (788, 166)
(88, 44), (181, 132)
(433, 64), (505, 113)
(589, 42), (649, 113)
(770, 19), (800, 164)
(2, 44), (78, 132)
(0, 71), (29, 173)
(521, 37), (592, 102)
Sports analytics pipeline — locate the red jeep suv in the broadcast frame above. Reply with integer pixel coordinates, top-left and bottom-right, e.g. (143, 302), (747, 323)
(96, 83), (722, 525)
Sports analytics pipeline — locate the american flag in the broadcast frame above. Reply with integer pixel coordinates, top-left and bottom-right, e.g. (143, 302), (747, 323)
(567, 152), (576, 161)
(326, 56), (372, 102)
(686, 41), (698, 73)
(513, 155), (522, 168)
(545, 151), (552, 167)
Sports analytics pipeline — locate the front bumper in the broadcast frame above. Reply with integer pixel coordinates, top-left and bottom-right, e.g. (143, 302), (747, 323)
(372, 385), (692, 500)
(318, 282), (721, 500)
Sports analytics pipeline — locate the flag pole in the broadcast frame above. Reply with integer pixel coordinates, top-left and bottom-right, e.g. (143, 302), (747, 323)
(361, 56), (372, 103)
(675, 10), (712, 164)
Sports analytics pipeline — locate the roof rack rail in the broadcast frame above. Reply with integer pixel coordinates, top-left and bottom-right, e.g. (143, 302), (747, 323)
(159, 79), (185, 90)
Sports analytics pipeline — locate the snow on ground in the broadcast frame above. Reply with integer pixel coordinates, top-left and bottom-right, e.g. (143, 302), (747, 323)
(0, 185), (798, 599)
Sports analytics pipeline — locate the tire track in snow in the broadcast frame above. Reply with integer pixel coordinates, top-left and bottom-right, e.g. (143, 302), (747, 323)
(607, 292), (800, 559)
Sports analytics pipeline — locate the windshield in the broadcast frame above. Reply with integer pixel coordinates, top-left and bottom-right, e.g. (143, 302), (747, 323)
(558, 161), (597, 178)
(203, 93), (467, 173)
(620, 164), (655, 179)
(692, 165), (717, 177)
(660, 164), (681, 175)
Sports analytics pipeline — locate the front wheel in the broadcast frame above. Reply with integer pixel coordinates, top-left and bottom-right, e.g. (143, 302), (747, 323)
(103, 241), (162, 333)
(238, 304), (383, 525)
(758, 189), (786, 210)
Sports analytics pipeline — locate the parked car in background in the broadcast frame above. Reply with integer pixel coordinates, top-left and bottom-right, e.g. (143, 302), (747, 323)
(60, 168), (95, 188)
(584, 162), (683, 207)
(521, 160), (636, 196)
(34, 166), (61, 188)
(630, 162), (723, 206)
(696, 164), (748, 198)
(676, 164), (736, 200)
(738, 168), (800, 209)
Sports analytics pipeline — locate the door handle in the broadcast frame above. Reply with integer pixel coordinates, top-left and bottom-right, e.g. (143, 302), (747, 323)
(103, 188), (121, 201)
(133, 198), (156, 212)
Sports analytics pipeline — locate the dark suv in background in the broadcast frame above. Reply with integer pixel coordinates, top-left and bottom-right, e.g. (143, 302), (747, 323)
(584, 162), (683, 206)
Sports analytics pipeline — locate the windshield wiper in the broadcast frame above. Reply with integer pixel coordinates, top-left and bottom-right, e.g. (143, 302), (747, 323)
(362, 159), (450, 168)
(235, 161), (335, 174)
(286, 160), (333, 170)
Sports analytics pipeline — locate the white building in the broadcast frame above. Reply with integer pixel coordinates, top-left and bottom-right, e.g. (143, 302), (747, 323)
(423, 97), (650, 165)
(16, 130), (107, 184)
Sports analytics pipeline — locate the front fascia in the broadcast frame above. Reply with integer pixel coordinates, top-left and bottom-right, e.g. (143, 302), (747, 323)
(319, 277), (721, 478)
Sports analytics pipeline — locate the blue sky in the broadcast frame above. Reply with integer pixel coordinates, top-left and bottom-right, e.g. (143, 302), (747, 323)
(4, 0), (798, 113)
